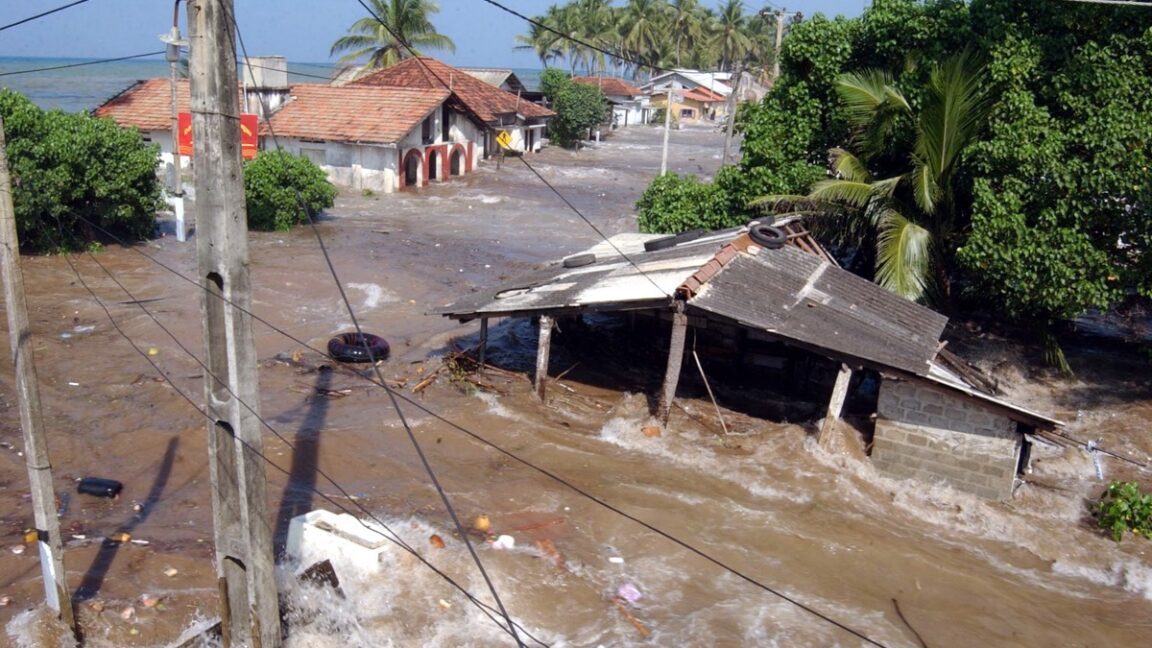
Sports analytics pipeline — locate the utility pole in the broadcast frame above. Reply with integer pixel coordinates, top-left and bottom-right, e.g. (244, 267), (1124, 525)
(0, 118), (77, 640)
(188, 2), (281, 646)
(162, 0), (189, 242)
(768, 9), (802, 83)
(660, 83), (678, 175)
(722, 60), (742, 166)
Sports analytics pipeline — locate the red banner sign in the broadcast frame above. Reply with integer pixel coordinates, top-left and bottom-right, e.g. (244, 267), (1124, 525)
(177, 112), (258, 160)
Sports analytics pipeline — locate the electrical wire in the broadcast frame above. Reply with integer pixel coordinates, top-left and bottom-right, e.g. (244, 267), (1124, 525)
(55, 236), (550, 647)
(227, 4), (524, 645)
(0, 51), (166, 78)
(0, 0), (90, 33)
(476, 0), (678, 76)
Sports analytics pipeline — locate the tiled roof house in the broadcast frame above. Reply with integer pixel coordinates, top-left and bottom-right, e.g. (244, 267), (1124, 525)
(572, 76), (650, 127)
(93, 79), (191, 175)
(263, 83), (473, 192)
(353, 57), (553, 157)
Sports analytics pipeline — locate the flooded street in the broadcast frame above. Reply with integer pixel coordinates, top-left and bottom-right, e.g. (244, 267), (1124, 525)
(2, 124), (1152, 647)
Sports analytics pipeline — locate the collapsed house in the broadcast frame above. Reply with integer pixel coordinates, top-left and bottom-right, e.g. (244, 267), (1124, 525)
(435, 222), (1062, 500)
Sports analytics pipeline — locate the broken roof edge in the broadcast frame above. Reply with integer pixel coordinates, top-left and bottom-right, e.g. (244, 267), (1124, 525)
(431, 297), (673, 321)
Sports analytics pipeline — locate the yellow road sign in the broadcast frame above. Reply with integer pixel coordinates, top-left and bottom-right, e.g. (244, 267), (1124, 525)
(496, 130), (512, 150)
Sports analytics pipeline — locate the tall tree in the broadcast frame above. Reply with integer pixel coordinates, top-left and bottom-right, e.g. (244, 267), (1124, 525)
(669, 0), (704, 67)
(760, 51), (993, 305)
(710, 0), (752, 71)
(618, 0), (670, 75)
(330, 0), (455, 75)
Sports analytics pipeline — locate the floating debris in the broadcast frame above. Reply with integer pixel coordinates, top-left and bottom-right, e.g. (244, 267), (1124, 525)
(9, 545), (25, 555)
(492, 534), (515, 550)
(163, 567), (179, 578)
(429, 534), (445, 549)
(119, 606), (135, 621)
(473, 514), (491, 533)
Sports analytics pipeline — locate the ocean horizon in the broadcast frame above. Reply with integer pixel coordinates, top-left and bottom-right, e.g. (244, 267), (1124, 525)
(0, 56), (544, 113)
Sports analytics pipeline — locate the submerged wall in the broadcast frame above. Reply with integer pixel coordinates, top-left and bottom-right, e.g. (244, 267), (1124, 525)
(872, 379), (1022, 500)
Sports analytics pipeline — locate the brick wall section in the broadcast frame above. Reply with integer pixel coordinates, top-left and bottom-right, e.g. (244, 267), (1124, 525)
(873, 379), (1022, 500)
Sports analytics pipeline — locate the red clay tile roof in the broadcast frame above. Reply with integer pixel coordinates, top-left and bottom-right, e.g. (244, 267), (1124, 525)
(352, 57), (553, 124)
(681, 87), (725, 103)
(263, 84), (450, 144)
(571, 76), (642, 97)
(93, 78), (189, 131)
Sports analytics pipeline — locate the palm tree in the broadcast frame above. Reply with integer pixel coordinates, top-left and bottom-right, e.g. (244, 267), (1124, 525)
(710, 0), (751, 71)
(618, 0), (670, 76)
(330, 0), (455, 75)
(669, 0), (704, 67)
(514, 20), (563, 68)
(757, 51), (993, 306)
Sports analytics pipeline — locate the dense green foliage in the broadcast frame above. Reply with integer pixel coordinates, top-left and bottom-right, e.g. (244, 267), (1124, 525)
(331, 0), (454, 76)
(540, 69), (609, 149)
(0, 89), (163, 252)
(636, 0), (1152, 349)
(636, 173), (730, 233)
(1098, 481), (1152, 542)
(243, 150), (337, 232)
(516, 0), (792, 77)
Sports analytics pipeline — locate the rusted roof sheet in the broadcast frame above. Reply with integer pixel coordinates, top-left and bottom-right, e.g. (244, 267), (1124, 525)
(93, 78), (189, 131)
(689, 244), (948, 375)
(261, 84), (449, 144)
(353, 57), (553, 124)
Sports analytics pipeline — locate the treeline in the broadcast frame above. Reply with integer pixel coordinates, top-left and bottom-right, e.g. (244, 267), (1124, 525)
(636, 0), (1152, 364)
(515, 0), (787, 78)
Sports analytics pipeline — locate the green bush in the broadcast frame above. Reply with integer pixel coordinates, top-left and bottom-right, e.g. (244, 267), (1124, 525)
(1098, 481), (1152, 542)
(636, 172), (738, 234)
(243, 150), (336, 231)
(540, 68), (608, 149)
(0, 89), (163, 252)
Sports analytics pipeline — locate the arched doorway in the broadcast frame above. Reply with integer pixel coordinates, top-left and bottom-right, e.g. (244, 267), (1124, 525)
(428, 149), (441, 181)
(402, 150), (422, 189)
(450, 149), (463, 176)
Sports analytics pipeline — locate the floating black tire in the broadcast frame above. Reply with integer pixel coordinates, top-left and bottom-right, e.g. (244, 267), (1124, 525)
(748, 224), (788, 249)
(562, 253), (596, 268)
(328, 332), (390, 363)
(643, 228), (706, 252)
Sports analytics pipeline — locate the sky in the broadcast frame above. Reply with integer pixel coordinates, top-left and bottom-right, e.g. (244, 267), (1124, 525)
(0, 0), (866, 70)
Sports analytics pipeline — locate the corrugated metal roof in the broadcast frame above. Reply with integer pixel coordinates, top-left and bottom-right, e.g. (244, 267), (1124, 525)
(434, 231), (733, 318)
(436, 226), (947, 376)
(690, 245), (948, 376)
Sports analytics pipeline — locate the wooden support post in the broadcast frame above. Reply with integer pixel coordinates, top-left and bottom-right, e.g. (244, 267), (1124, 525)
(189, 2), (281, 646)
(657, 303), (689, 424)
(818, 363), (853, 450)
(478, 317), (488, 370)
(534, 315), (553, 400)
(0, 117), (77, 640)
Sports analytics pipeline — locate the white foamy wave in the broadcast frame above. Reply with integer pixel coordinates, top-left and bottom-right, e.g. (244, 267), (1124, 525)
(475, 391), (530, 423)
(346, 282), (397, 310)
(1052, 557), (1152, 600)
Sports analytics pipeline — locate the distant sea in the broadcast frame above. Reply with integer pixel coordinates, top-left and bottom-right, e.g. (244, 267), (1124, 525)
(0, 56), (543, 114)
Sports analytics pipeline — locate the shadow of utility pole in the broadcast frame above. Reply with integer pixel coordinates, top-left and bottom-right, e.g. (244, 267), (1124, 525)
(73, 436), (179, 602)
(273, 366), (332, 556)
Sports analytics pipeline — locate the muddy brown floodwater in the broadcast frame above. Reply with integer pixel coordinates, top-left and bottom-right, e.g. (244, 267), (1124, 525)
(2, 125), (1151, 647)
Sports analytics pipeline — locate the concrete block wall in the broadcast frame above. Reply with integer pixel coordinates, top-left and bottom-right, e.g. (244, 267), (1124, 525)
(872, 379), (1022, 500)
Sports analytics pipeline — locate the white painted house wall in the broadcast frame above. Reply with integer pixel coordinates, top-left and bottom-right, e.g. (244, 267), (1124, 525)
(278, 138), (400, 193)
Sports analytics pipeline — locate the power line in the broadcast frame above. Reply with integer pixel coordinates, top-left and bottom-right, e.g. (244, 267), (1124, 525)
(0, 51), (165, 78)
(71, 206), (888, 646)
(477, 0), (677, 76)
(0, 0), (90, 33)
(56, 237), (550, 647)
(231, 4), (525, 645)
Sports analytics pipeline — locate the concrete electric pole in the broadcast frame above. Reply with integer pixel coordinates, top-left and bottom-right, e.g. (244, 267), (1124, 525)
(0, 118), (78, 640)
(187, 1), (281, 646)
